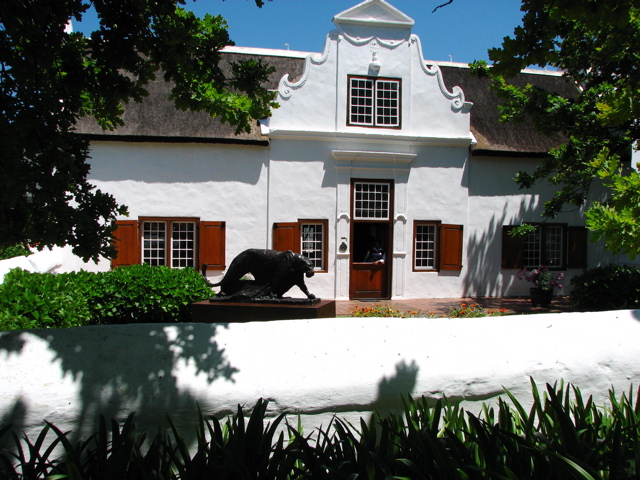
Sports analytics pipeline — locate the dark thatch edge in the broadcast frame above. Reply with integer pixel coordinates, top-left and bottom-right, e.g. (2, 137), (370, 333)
(76, 133), (269, 147)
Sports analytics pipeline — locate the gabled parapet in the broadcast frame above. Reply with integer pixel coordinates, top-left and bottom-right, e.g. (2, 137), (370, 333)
(269, 0), (472, 140)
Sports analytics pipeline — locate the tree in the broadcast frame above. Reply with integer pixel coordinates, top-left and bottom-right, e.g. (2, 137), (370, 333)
(471, 0), (640, 259)
(0, 0), (275, 261)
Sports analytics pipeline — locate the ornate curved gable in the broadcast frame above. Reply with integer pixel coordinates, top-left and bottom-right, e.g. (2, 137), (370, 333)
(270, 0), (471, 140)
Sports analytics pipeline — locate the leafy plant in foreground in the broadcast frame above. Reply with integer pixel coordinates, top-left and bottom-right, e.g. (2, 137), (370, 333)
(2, 382), (639, 478)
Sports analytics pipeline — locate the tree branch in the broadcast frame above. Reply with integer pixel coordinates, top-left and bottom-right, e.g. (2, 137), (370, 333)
(432, 1), (453, 13)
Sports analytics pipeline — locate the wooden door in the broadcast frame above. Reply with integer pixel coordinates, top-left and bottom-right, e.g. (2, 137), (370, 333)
(350, 262), (388, 298)
(349, 180), (393, 300)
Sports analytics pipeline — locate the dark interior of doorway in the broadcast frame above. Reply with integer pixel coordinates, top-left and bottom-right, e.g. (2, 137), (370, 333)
(352, 223), (390, 263)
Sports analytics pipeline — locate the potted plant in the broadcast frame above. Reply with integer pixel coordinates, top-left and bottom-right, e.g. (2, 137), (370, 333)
(516, 266), (564, 307)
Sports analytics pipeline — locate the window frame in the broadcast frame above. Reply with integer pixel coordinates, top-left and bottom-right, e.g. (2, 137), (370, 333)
(501, 223), (588, 271)
(352, 181), (392, 221)
(273, 219), (329, 273)
(300, 220), (329, 272)
(412, 221), (464, 272)
(347, 75), (402, 129)
(140, 217), (198, 268)
(413, 221), (440, 271)
(111, 217), (226, 270)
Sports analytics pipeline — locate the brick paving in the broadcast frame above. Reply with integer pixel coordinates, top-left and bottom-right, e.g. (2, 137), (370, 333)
(336, 296), (574, 317)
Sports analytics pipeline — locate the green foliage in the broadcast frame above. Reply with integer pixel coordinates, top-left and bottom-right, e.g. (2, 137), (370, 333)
(473, 0), (640, 259)
(586, 154), (640, 259)
(570, 264), (640, 311)
(2, 382), (640, 478)
(0, 244), (31, 260)
(0, 0), (275, 261)
(0, 269), (92, 330)
(0, 265), (212, 330)
(89, 264), (213, 324)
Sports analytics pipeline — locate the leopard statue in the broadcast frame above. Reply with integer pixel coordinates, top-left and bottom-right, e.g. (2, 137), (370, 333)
(210, 248), (316, 301)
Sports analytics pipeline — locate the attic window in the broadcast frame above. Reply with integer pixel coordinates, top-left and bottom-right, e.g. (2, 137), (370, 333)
(348, 76), (401, 128)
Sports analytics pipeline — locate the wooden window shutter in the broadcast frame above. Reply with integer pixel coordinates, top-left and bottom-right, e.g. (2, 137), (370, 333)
(199, 221), (226, 270)
(501, 226), (524, 269)
(273, 222), (300, 253)
(567, 226), (588, 268)
(439, 224), (463, 271)
(111, 220), (139, 268)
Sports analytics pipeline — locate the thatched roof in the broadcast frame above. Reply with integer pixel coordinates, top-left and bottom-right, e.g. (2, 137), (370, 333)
(75, 49), (577, 156)
(74, 51), (306, 145)
(439, 65), (577, 157)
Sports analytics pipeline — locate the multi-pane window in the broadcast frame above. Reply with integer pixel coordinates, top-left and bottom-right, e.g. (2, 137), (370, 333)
(142, 220), (196, 268)
(502, 224), (578, 270)
(353, 182), (390, 220)
(414, 223), (437, 270)
(112, 218), (226, 270)
(348, 76), (400, 128)
(171, 222), (196, 268)
(301, 223), (325, 271)
(273, 220), (328, 272)
(142, 222), (167, 266)
(412, 221), (464, 272)
(522, 225), (564, 268)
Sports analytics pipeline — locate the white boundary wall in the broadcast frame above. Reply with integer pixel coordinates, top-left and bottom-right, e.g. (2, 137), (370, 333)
(1, 310), (639, 443)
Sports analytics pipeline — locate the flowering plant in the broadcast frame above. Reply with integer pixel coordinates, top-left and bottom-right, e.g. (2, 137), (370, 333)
(516, 266), (564, 291)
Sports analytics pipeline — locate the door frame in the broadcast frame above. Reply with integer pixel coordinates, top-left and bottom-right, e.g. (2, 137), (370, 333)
(349, 179), (394, 300)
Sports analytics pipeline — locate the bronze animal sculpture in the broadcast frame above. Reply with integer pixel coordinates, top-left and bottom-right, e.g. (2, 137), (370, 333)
(211, 249), (316, 301)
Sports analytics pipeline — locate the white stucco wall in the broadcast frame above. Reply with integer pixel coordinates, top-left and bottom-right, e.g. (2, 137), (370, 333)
(1, 310), (639, 445)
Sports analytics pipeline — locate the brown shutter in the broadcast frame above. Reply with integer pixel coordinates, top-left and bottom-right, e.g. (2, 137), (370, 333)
(273, 222), (300, 252)
(501, 226), (524, 269)
(439, 224), (463, 271)
(111, 220), (139, 268)
(199, 221), (226, 270)
(567, 226), (588, 268)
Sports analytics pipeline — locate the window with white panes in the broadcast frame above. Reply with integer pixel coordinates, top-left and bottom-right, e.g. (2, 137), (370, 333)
(142, 219), (196, 268)
(543, 225), (564, 268)
(301, 223), (325, 271)
(171, 222), (196, 268)
(348, 76), (400, 128)
(353, 182), (390, 220)
(414, 223), (437, 270)
(502, 224), (586, 271)
(142, 221), (167, 266)
(509, 224), (565, 269)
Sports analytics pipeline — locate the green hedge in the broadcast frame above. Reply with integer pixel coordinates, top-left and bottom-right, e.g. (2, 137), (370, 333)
(570, 264), (640, 311)
(1, 381), (639, 479)
(0, 244), (31, 260)
(0, 265), (212, 330)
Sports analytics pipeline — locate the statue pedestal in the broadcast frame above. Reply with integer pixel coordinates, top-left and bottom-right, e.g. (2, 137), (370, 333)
(190, 299), (336, 323)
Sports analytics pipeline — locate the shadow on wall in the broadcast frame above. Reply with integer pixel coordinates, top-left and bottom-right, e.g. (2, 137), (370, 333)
(463, 200), (538, 297)
(370, 359), (419, 420)
(0, 323), (238, 446)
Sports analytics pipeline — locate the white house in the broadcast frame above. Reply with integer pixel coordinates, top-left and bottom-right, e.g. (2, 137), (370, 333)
(70, 0), (615, 300)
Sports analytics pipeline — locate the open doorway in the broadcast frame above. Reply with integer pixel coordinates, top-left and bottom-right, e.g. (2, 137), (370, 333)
(349, 180), (394, 299)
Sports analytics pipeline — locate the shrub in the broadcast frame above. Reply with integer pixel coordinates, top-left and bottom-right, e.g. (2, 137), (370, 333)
(570, 264), (640, 311)
(0, 266), (213, 330)
(0, 269), (92, 330)
(0, 243), (31, 260)
(91, 264), (213, 324)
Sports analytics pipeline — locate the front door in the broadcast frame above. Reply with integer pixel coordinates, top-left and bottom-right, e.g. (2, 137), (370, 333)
(349, 181), (393, 300)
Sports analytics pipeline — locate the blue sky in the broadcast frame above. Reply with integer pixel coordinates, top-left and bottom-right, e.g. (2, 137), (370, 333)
(74, 0), (524, 65)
